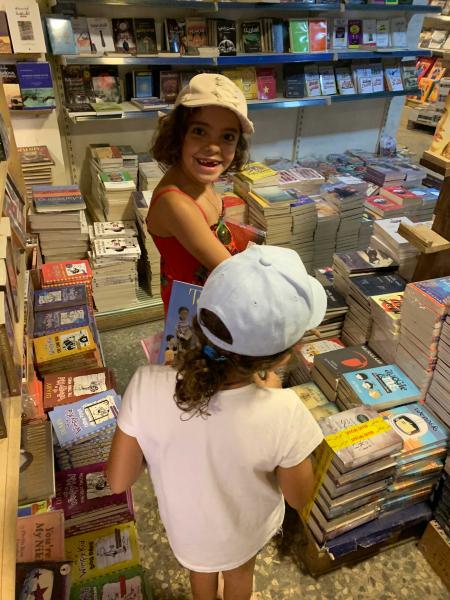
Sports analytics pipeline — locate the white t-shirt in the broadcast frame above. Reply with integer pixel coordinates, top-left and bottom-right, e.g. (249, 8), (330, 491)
(118, 365), (323, 572)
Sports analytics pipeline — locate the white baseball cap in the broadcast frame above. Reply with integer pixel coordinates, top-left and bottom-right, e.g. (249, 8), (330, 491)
(197, 245), (327, 357)
(175, 73), (254, 135)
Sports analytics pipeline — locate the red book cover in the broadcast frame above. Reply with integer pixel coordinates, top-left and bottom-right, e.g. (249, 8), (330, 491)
(40, 260), (93, 287)
(308, 20), (327, 52)
(365, 195), (404, 215)
(43, 367), (116, 410)
(256, 67), (277, 100)
(380, 186), (422, 206)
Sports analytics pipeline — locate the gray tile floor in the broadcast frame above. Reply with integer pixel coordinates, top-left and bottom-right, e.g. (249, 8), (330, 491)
(101, 322), (450, 600)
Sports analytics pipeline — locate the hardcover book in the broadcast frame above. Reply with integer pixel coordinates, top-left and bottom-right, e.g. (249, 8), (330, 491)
(69, 565), (151, 600)
(45, 16), (77, 54)
(34, 284), (88, 312)
(289, 19), (309, 53)
(16, 62), (55, 109)
(5, 1), (47, 53)
(87, 17), (115, 53)
(0, 11), (12, 53)
(34, 305), (90, 337)
(33, 326), (97, 366)
(134, 18), (157, 54)
(44, 367), (116, 410)
(241, 21), (262, 53)
(16, 511), (65, 562)
(217, 19), (236, 56)
(71, 16), (92, 53)
(112, 18), (136, 53)
(49, 389), (121, 447)
(16, 562), (71, 600)
(256, 67), (277, 100)
(65, 522), (140, 583)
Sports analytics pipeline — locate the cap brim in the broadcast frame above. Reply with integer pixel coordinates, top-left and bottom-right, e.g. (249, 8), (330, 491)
(306, 276), (328, 330)
(179, 98), (254, 134)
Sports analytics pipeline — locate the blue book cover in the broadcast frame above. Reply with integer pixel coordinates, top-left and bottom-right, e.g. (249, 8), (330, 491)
(351, 273), (406, 298)
(412, 277), (450, 308)
(16, 62), (55, 109)
(49, 389), (121, 447)
(158, 280), (202, 365)
(343, 364), (421, 408)
(289, 192), (315, 208)
(272, 21), (285, 53)
(134, 72), (153, 98)
(34, 305), (90, 337)
(45, 16), (78, 55)
(34, 285), (87, 312)
(380, 403), (448, 454)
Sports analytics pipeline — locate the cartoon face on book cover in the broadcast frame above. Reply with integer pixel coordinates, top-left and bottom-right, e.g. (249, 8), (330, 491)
(59, 329), (91, 352)
(158, 281), (202, 365)
(381, 403), (448, 452)
(343, 365), (419, 404)
(96, 529), (133, 568)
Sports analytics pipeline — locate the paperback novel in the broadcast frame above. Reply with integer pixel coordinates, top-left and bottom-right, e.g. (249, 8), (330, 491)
(34, 285), (88, 312)
(134, 18), (157, 54)
(44, 367), (116, 410)
(16, 62), (55, 109)
(34, 305), (91, 338)
(16, 510), (65, 562)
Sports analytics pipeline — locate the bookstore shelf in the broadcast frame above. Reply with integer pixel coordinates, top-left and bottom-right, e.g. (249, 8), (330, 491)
(344, 2), (441, 11)
(331, 87), (419, 101)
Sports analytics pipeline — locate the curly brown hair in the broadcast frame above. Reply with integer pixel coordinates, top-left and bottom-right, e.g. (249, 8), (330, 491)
(151, 105), (249, 172)
(174, 310), (294, 418)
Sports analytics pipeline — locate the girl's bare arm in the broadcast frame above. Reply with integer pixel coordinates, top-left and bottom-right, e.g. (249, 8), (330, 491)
(107, 427), (145, 494)
(275, 457), (315, 511)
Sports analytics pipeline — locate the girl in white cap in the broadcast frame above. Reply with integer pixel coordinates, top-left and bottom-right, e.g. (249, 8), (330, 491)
(147, 73), (254, 315)
(108, 245), (327, 600)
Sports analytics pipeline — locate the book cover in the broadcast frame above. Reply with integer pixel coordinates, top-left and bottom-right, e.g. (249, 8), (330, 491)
(32, 184), (85, 212)
(256, 67), (277, 100)
(87, 17), (115, 53)
(332, 18), (347, 49)
(112, 18), (136, 53)
(186, 17), (207, 51)
(71, 16), (91, 53)
(92, 237), (140, 258)
(371, 291), (403, 318)
(16, 62), (55, 109)
(411, 277), (450, 309)
(315, 345), (384, 378)
(19, 421), (55, 504)
(385, 66), (404, 92)
(159, 70), (180, 103)
(391, 16), (407, 48)
(0, 11), (12, 53)
(49, 389), (121, 447)
(342, 364), (421, 407)
(165, 18), (186, 54)
(304, 65), (321, 97)
(289, 19), (309, 53)
(376, 19), (390, 49)
(291, 382), (329, 409)
(334, 248), (397, 272)
(16, 562), (71, 600)
(62, 65), (94, 107)
(34, 284), (88, 312)
(45, 16), (77, 55)
(239, 162), (278, 184)
(5, 1), (46, 53)
(134, 18), (157, 54)
(34, 305), (90, 337)
(93, 221), (138, 238)
(217, 19), (236, 56)
(65, 522), (140, 582)
(351, 273), (406, 298)
(319, 65), (337, 95)
(241, 21), (262, 53)
(18, 145), (53, 165)
(335, 66), (356, 95)
(348, 20), (363, 48)
(300, 338), (345, 368)
(158, 280), (202, 365)
(91, 66), (121, 103)
(69, 565), (150, 600)
(133, 71), (153, 98)
(0, 64), (22, 110)
(362, 19), (377, 48)
(43, 367), (116, 410)
(16, 511), (65, 562)
(33, 326), (96, 365)
(309, 19), (327, 52)
(41, 260), (93, 286)
(371, 62), (385, 93)
(236, 66), (257, 100)
(283, 64), (305, 98)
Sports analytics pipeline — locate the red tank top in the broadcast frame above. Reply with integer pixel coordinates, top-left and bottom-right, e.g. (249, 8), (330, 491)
(148, 187), (223, 314)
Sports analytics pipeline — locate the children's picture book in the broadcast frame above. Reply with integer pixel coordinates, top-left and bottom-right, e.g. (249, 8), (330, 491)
(69, 565), (151, 600)
(16, 510), (65, 562)
(217, 19), (236, 55)
(40, 260), (93, 286)
(0, 11), (12, 53)
(65, 522), (140, 583)
(45, 16), (77, 54)
(112, 18), (136, 53)
(5, 0), (47, 53)
(49, 389), (121, 447)
(16, 62), (55, 109)
(87, 17), (115, 53)
(16, 561), (71, 600)
(34, 284), (88, 312)
(34, 305), (90, 337)
(158, 280), (202, 365)
(241, 21), (262, 52)
(33, 326), (97, 366)
(44, 367), (116, 410)
(134, 18), (157, 54)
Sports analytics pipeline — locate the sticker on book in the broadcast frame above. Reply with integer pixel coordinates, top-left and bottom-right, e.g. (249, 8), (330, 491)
(96, 529), (133, 568)
(73, 372), (107, 397)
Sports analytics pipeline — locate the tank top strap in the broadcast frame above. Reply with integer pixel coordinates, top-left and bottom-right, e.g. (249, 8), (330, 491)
(151, 186), (208, 222)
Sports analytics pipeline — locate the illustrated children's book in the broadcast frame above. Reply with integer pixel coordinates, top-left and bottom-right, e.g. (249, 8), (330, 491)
(69, 565), (151, 600)
(158, 280), (203, 365)
(43, 367), (116, 410)
(16, 510), (65, 562)
(49, 389), (121, 447)
(34, 305), (91, 337)
(16, 561), (71, 600)
(40, 260), (92, 287)
(33, 326), (97, 365)
(34, 284), (88, 312)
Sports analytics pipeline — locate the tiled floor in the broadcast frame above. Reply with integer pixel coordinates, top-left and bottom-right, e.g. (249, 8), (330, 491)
(101, 321), (450, 600)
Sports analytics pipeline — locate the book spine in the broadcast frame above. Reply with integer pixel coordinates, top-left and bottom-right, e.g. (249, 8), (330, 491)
(0, 325), (20, 395)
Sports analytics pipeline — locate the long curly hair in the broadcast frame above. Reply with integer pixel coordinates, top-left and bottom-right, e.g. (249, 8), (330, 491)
(151, 105), (249, 172)
(174, 309), (293, 418)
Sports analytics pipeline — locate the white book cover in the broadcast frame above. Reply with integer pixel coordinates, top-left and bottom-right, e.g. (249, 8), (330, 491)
(93, 238), (140, 258)
(390, 17), (407, 48)
(335, 67), (356, 95)
(304, 65), (321, 97)
(332, 18), (347, 49)
(385, 66), (403, 92)
(370, 63), (385, 93)
(376, 20), (390, 49)
(429, 30), (448, 49)
(359, 68), (374, 94)
(93, 221), (138, 238)
(319, 65), (337, 95)
(5, 0), (46, 53)
(363, 19), (377, 48)
(87, 17), (115, 53)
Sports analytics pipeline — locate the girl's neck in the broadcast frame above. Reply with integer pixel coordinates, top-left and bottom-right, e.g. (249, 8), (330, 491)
(220, 377), (254, 390)
(170, 164), (214, 198)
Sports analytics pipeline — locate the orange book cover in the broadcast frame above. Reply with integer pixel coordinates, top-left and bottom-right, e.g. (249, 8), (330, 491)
(308, 20), (327, 52)
(16, 510), (65, 563)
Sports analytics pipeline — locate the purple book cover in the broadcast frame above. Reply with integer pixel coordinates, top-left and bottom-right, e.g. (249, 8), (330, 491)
(34, 305), (90, 337)
(348, 20), (363, 47)
(34, 285), (87, 311)
(52, 462), (133, 517)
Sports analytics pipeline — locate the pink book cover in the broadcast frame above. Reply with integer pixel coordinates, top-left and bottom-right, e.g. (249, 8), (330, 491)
(16, 511), (65, 563)
(256, 67), (277, 100)
(51, 462), (134, 518)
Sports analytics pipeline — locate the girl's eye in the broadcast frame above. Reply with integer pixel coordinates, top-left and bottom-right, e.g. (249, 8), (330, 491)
(191, 127), (205, 136)
(223, 133), (236, 142)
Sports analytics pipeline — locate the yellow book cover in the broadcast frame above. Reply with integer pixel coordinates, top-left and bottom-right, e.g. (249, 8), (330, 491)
(235, 67), (257, 100)
(221, 69), (244, 93)
(65, 521), (140, 582)
(239, 162), (278, 184)
(33, 326), (97, 364)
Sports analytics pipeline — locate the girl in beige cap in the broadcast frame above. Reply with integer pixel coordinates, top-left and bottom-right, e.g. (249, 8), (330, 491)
(146, 73), (254, 315)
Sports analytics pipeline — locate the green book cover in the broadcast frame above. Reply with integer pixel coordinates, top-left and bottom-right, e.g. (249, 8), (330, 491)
(289, 20), (309, 53)
(91, 102), (123, 113)
(70, 565), (152, 599)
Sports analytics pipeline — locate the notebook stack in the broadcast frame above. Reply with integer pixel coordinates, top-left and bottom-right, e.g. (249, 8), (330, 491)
(368, 291), (404, 363)
(332, 247), (398, 300)
(312, 197), (340, 269)
(289, 338), (345, 385)
(336, 364), (422, 412)
(288, 193), (317, 273)
(306, 407), (403, 544)
(369, 217), (419, 281)
(89, 222), (141, 312)
(341, 273), (406, 346)
(321, 176), (368, 253)
(17, 145), (54, 204)
(29, 185), (89, 262)
(290, 382), (339, 422)
(425, 316), (450, 428)
(311, 344), (383, 402)
(395, 277), (450, 396)
(379, 403), (448, 514)
(278, 166), (325, 195)
(301, 286), (348, 343)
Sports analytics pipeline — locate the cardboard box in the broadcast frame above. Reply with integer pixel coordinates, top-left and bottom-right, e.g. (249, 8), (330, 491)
(418, 520), (450, 590)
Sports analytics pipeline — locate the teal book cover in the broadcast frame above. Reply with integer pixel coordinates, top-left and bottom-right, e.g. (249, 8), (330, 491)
(289, 20), (309, 53)
(45, 16), (78, 55)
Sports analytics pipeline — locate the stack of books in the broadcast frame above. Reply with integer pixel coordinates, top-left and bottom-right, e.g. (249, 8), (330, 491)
(290, 382), (339, 421)
(368, 291), (404, 363)
(232, 161), (279, 192)
(378, 186), (424, 220)
(408, 186), (440, 223)
(288, 193), (317, 272)
(89, 222), (141, 312)
(425, 316), (450, 428)
(17, 145), (54, 204)
(29, 185), (89, 262)
(332, 247), (398, 300)
(336, 363), (422, 412)
(97, 171), (137, 222)
(33, 325), (99, 375)
(395, 277), (450, 395)
(311, 344), (383, 402)
(364, 194), (405, 220)
(369, 217), (420, 282)
(312, 197), (340, 269)
(365, 162), (411, 187)
(278, 166), (324, 195)
(40, 260), (94, 311)
(138, 157), (165, 192)
(306, 407), (403, 544)
(434, 469), (450, 537)
(300, 286), (348, 343)
(341, 272), (406, 345)
(223, 193), (248, 224)
(133, 191), (161, 297)
(289, 338), (345, 385)
(357, 212), (376, 250)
